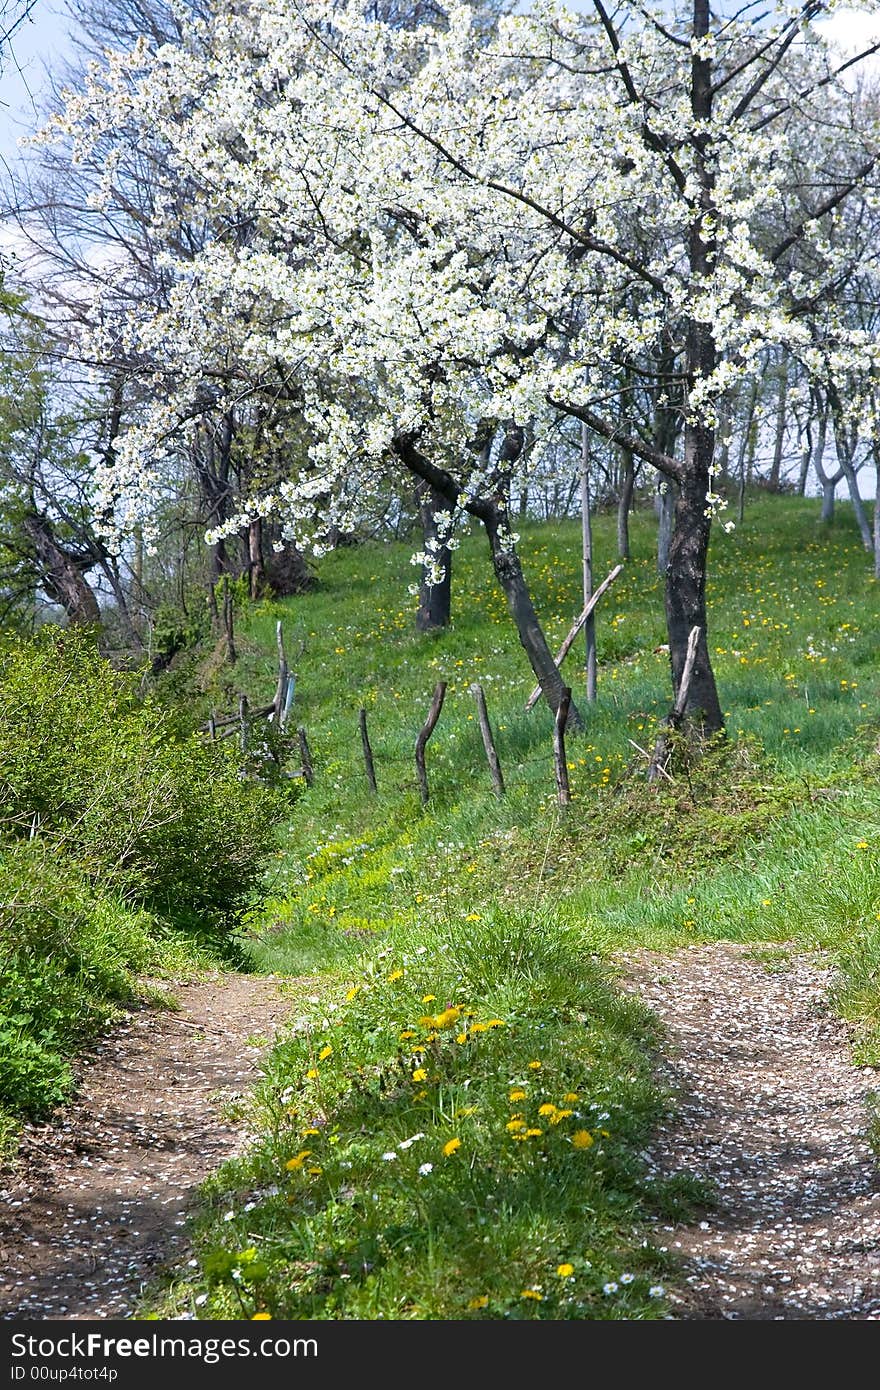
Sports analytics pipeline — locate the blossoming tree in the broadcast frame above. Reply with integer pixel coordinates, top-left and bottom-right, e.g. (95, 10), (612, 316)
(40, 0), (880, 730)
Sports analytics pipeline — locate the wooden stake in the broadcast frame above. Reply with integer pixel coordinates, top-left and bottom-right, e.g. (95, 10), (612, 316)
(525, 564), (623, 710)
(239, 693), (249, 755)
(469, 683), (505, 795)
(415, 680), (447, 806)
(272, 619), (288, 721)
(208, 711), (217, 742)
(297, 726), (314, 787)
(554, 687), (572, 806)
(359, 707), (378, 794)
(648, 625), (701, 783)
(223, 576), (236, 664)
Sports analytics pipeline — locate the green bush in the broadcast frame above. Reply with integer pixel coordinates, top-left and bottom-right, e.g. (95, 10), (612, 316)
(0, 627), (284, 934)
(0, 840), (156, 1120)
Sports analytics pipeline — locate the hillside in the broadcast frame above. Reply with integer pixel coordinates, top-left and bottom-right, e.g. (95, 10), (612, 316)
(135, 493), (880, 1320)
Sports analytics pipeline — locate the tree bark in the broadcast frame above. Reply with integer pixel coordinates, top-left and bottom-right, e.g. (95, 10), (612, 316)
(23, 513), (101, 627)
(485, 509), (584, 732)
(828, 385), (873, 551)
(415, 479), (452, 632)
(664, 0), (723, 736)
(656, 477), (676, 574)
(248, 518), (265, 599)
(395, 436), (583, 731)
(769, 356), (789, 491)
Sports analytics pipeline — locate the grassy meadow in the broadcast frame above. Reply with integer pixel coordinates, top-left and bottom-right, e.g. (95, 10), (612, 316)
(139, 492), (880, 1321)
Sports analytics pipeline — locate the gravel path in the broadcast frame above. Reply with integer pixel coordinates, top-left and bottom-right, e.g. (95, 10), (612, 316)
(0, 972), (303, 1320)
(621, 943), (880, 1320)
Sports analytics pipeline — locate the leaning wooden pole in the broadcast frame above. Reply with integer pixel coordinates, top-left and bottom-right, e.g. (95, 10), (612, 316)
(298, 726), (314, 787)
(272, 620), (289, 721)
(525, 564), (623, 711)
(553, 687), (572, 806)
(359, 707), (378, 794)
(469, 683), (505, 795)
(647, 625), (701, 784)
(239, 693), (250, 755)
(415, 681), (447, 806)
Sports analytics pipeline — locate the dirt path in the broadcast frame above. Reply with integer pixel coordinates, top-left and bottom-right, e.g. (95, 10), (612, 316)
(0, 972), (304, 1320)
(620, 943), (880, 1320)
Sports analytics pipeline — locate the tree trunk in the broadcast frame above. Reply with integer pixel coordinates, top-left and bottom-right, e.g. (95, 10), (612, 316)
(820, 479), (836, 524)
(665, 436), (724, 734)
(665, 2), (724, 737)
(23, 513), (101, 627)
(415, 480), (452, 632)
(617, 446), (635, 561)
(875, 453), (880, 580)
(656, 478), (676, 574)
(769, 357), (789, 491)
(829, 388), (873, 551)
(581, 424), (597, 701)
(248, 518), (265, 600)
(485, 511), (584, 732)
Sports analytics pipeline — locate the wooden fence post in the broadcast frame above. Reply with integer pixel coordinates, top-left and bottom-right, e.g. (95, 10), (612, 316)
(525, 563), (623, 710)
(648, 625), (701, 783)
(553, 687), (572, 806)
(223, 576), (236, 665)
(273, 620), (288, 722)
(280, 673), (295, 732)
(239, 693), (250, 755)
(415, 681), (447, 806)
(359, 708), (378, 793)
(298, 726), (314, 787)
(469, 682), (505, 795)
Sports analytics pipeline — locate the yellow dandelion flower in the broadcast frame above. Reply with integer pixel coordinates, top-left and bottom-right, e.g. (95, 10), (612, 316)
(301, 1127), (321, 1137)
(421, 995), (436, 1004)
(418, 1015), (437, 1028)
(305, 1069), (319, 1080)
(525, 1128), (543, 1138)
(468, 1295), (489, 1310)
(251, 1312), (271, 1320)
(509, 1088), (526, 1102)
(520, 1289), (543, 1300)
(572, 1130), (594, 1149)
(556, 1264), (575, 1278)
(443, 1137), (462, 1157)
(435, 1007), (462, 1029)
(550, 1109), (573, 1125)
(455, 1032), (468, 1045)
(538, 1103), (558, 1117)
(469, 1021), (488, 1033)
(506, 1119), (526, 1133)
(485, 1019), (506, 1029)
(465, 912), (481, 921)
(318, 1045), (333, 1062)
(563, 1092), (579, 1103)
(528, 1061), (542, 1071)
(345, 986), (361, 1001)
(285, 1150), (312, 1171)
(387, 969), (404, 982)
(399, 1030), (416, 1040)
(412, 1068), (427, 1082)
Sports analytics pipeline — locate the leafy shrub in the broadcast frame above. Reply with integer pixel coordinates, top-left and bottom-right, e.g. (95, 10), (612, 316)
(0, 627), (284, 935)
(0, 840), (156, 1120)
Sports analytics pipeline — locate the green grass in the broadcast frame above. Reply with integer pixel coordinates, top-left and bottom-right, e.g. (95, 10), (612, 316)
(144, 492), (880, 1320)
